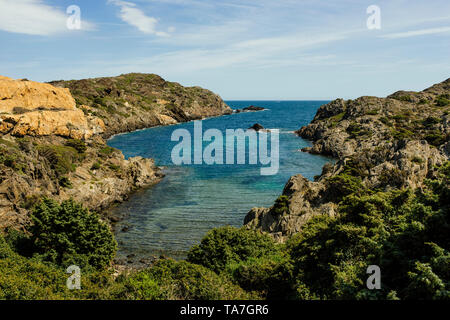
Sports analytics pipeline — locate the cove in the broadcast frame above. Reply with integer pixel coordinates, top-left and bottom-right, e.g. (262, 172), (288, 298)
(108, 101), (332, 264)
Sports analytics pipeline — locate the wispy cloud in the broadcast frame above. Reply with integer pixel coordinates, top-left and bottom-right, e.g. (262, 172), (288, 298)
(0, 0), (94, 36)
(76, 31), (350, 75)
(380, 26), (450, 39)
(108, 0), (172, 36)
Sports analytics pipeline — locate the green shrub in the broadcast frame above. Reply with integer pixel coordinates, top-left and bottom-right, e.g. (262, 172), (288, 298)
(346, 123), (371, 139)
(121, 259), (253, 300)
(424, 131), (445, 146)
(59, 176), (73, 189)
(412, 156), (424, 164)
(38, 144), (79, 176)
(326, 173), (364, 202)
(397, 95), (413, 102)
(98, 146), (116, 158)
(187, 226), (279, 274)
(286, 162), (450, 300)
(422, 117), (441, 128)
(29, 198), (117, 269)
(435, 94), (450, 107)
(91, 162), (101, 170)
(271, 195), (289, 216)
(108, 164), (121, 172)
(379, 117), (393, 127)
(226, 253), (294, 299)
(65, 139), (87, 154)
(391, 128), (414, 140)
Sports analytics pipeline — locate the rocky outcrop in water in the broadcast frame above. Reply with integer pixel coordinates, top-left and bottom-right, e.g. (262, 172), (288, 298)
(249, 123), (265, 131)
(245, 78), (450, 241)
(235, 105), (265, 113)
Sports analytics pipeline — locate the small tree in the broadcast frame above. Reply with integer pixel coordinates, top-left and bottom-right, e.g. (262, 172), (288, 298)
(29, 198), (116, 269)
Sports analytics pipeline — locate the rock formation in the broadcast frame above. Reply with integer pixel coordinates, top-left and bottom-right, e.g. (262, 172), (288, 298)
(0, 76), (105, 139)
(50, 73), (232, 137)
(245, 78), (450, 241)
(0, 73), (232, 230)
(234, 105), (265, 113)
(249, 123), (265, 131)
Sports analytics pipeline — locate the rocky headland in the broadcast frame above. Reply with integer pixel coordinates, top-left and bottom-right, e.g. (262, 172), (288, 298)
(245, 79), (450, 241)
(50, 73), (232, 138)
(0, 74), (231, 230)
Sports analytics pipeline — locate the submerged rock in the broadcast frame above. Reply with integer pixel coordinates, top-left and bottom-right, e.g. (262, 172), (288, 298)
(248, 123), (265, 131)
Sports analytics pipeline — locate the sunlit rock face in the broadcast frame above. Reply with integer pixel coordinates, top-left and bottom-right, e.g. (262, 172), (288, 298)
(0, 76), (104, 139)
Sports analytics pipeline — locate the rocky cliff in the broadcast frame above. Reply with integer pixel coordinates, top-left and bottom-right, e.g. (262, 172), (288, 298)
(0, 74), (231, 230)
(0, 76), (104, 139)
(50, 73), (232, 137)
(245, 78), (450, 241)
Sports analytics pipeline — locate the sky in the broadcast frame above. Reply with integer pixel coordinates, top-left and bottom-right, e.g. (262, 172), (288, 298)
(0, 0), (449, 100)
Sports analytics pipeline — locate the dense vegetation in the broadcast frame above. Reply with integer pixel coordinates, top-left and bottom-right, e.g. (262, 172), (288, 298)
(1, 161), (448, 300)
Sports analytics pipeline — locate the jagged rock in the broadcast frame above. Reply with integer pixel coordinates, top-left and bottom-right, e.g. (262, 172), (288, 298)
(245, 78), (450, 241)
(0, 72), (230, 230)
(50, 73), (232, 138)
(243, 105), (265, 112)
(245, 175), (337, 241)
(249, 123), (265, 131)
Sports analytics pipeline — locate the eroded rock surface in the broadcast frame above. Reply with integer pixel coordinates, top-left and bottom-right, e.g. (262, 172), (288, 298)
(0, 73), (231, 230)
(245, 78), (450, 241)
(0, 76), (104, 139)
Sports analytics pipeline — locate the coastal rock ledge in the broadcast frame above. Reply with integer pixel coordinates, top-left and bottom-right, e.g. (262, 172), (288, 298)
(0, 73), (231, 230)
(245, 78), (450, 241)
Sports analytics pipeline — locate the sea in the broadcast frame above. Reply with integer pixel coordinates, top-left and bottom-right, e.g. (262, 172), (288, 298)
(107, 101), (332, 262)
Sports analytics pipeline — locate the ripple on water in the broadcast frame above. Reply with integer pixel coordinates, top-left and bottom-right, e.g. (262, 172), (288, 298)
(108, 101), (332, 262)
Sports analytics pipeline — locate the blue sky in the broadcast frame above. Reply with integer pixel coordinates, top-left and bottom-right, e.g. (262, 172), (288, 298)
(0, 0), (449, 99)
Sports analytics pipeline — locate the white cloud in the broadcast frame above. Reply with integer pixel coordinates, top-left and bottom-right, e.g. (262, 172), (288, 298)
(0, 0), (94, 36)
(75, 30), (349, 76)
(109, 0), (171, 36)
(380, 26), (450, 39)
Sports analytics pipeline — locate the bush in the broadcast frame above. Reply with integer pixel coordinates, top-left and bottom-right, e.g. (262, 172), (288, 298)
(38, 144), (79, 177)
(346, 123), (371, 139)
(424, 131), (445, 146)
(391, 128), (414, 140)
(65, 139), (87, 154)
(226, 253), (294, 299)
(91, 162), (101, 170)
(121, 259), (253, 300)
(29, 198), (116, 269)
(59, 176), (73, 189)
(326, 173), (364, 202)
(286, 162), (450, 300)
(271, 195), (289, 216)
(187, 226), (279, 274)
(435, 95), (450, 107)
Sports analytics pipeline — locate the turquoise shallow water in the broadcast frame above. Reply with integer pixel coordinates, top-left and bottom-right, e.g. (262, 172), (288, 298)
(108, 101), (332, 261)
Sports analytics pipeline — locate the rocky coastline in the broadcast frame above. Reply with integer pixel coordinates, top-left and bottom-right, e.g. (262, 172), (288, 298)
(0, 74), (232, 230)
(244, 79), (450, 241)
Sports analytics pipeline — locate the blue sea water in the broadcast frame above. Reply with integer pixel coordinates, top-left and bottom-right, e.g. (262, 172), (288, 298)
(108, 101), (332, 261)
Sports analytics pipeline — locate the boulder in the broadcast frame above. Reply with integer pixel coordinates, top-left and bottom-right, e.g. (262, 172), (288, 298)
(248, 123), (265, 131)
